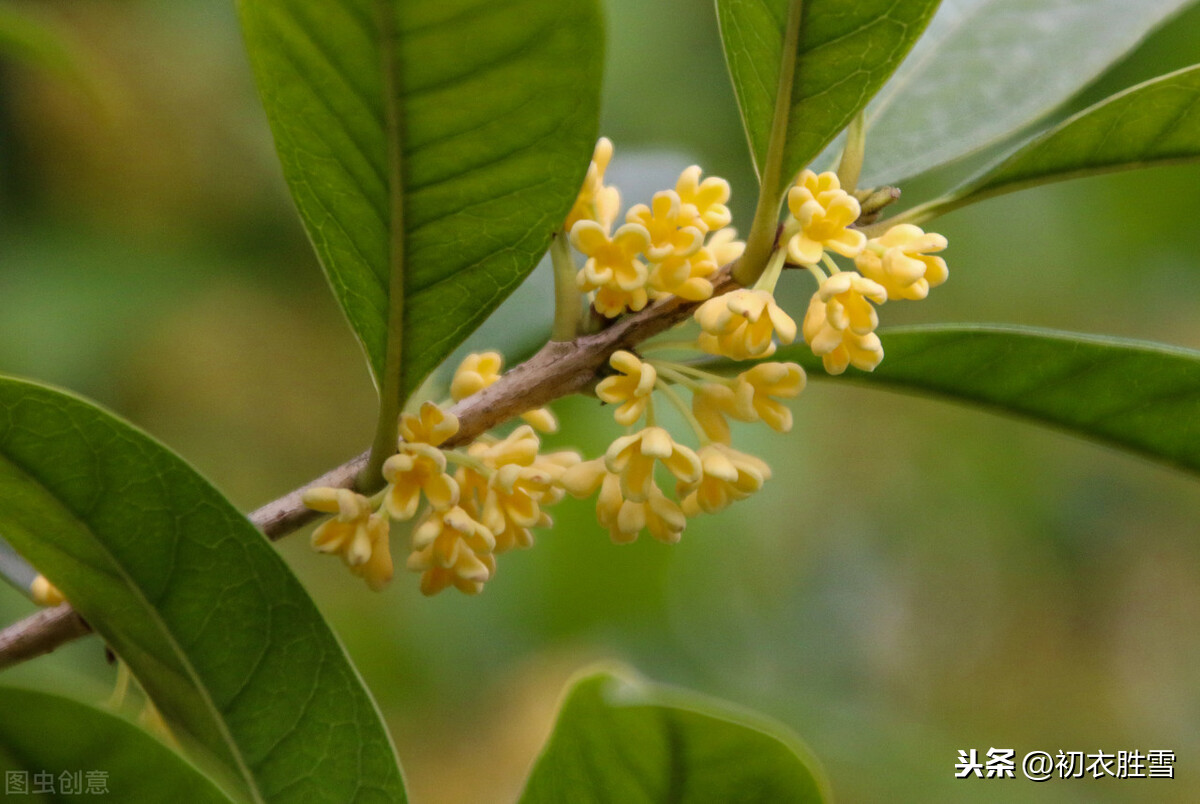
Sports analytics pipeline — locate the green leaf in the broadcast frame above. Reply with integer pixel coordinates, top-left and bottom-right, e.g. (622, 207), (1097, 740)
(0, 377), (406, 804)
(0, 686), (235, 803)
(856, 0), (1199, 186)
(519, 669), (829, 803)
(715, 0), (939, 185)
(236, 0), (604, 401)
(930, 64), (1200, 214)
(711, 326), (1200, 475)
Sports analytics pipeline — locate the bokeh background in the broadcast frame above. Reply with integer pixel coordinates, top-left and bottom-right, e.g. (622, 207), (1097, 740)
(3, 1), (1200, 802)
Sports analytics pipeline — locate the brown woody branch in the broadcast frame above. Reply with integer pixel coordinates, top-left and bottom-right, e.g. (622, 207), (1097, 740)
(0, 264), (741, 670)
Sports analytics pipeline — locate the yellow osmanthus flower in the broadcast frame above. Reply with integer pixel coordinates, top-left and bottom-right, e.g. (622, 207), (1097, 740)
(604, 426), (701, 502)
(592, 284), (650, 318)
(571, 220), (651, 293)
(679, 443), (772, 517)
(450, 351), (557, 433)
(30, 574), (65, 607)
(595, 350), (657, 426)
(854, 223), (949, 301)
(732, 362), (806, 432)
(456, 426), (576, 553)
(382, 443), (459, 520)
(675, 166), (732, 232)
(648, 228), (743, 302)
(691, 361), (805, 442)
(692, 382), (739, 444)
(400, 401), (459, 447)
(407, 506), (496, 596)
(303, 488), (394, 591)
(561, 459), (686, 544)
(785, 170), (867, 265)
(695, 288), (797, 360)
(564, 137), (620, 232)
(803, 271), (887, 374)
(626, 190), (705, 261)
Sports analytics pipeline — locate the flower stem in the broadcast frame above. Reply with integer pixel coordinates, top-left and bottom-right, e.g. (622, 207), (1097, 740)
(550, 233), (581, 341)
(655, 379), (709, 445)
(836, 111), (866, 193)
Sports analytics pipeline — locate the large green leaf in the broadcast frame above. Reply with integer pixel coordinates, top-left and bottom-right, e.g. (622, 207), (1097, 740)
(0, 686), (235, 803)
(708, 326), (1200, 475)
(856, 0), (1198, 186)
(237, 0), (603, 401)
(0, 377), (406, 804)
(929, 64), (1200, 214)
(715, 0), (939, 185)
(519, 669), (829, 803)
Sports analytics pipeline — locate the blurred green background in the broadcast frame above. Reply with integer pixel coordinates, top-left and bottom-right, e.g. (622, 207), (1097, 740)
(3, 1), (1200, 802)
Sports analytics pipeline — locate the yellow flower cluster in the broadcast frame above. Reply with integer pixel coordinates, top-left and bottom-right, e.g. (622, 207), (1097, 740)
(563, 349), (796, 544)
(778, 170), (948, 374)
(566, 139), (744, 318)
(303, 355), (577, 596)
(301, 143), (948, 598)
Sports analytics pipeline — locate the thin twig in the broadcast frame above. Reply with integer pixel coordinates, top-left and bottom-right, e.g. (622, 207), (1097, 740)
(0, 264), (741, 669)
(0, 605), (91, 671)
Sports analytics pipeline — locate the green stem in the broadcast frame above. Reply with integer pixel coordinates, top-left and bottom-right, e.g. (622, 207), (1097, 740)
(753, 246), (788, 293)
(735, 0), (805, 287)
(650, 362), (703, 392)
(655, 379), (709, 445)
(836, 111), (866, 193)
(639, 339), (702, 353)
(361, 1), (407, 490)
(550, 233), (581, 341)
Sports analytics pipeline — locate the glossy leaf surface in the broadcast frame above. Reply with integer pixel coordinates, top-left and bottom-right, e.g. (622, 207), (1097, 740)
(716, 0), (939, 185)
(944, 64), (1200, 209)
(0, 377), (406, 804)
(857, 0), (1197, 185)
(237, 0), (603, 401)
(520, 670), (828, 803)
(710, 326), (1200, 474)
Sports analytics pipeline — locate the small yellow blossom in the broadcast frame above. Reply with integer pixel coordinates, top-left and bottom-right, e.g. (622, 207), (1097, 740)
(785, 170), (867, 265)
(695, 288), (797, 360)
(30, 574), (65, 607)
(565, 137), (620, 232)
(399, 401), (459, 447)
(604, 426), (701, 502)
(692, 382), (739, 444)
(450, 351), (502, 400)
(561, 459), (686, 544)
(450, 351), (557, 432)
(679, 443), (772, 517)
(571, 220), (651, 292)
(854, 223), (949, 301)
(304, 488), (394, 591)
(802, 271), (887, 374)
(407, 506), (496, 596)
(592, 284), (649, 318)
(382, 443), (459, 520)
(731, 362), (805, 433)
(595, 350), (657, 426)
(626, 190), (705, 261)
(648, 227), (743, 302)
(456, 427), (574, 552)
(691, 362), (805, 442)
(675, 166), (732, 232)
